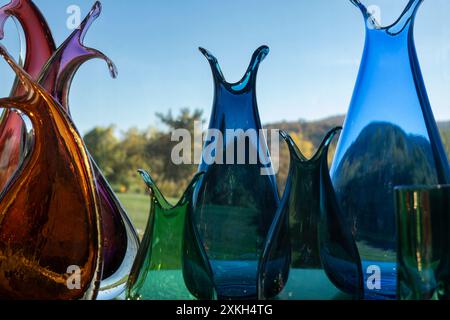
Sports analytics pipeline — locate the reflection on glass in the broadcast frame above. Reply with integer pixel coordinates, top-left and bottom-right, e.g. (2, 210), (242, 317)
(258, 129), (363, 300)
(331, 0), (450, 299)
(395, 185), (450, 300)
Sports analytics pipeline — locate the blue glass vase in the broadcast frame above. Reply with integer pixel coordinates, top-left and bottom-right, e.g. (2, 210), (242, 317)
(258, 129), (363, 300)
(331, 0), (450, 299)
(191, 46), (280, 299)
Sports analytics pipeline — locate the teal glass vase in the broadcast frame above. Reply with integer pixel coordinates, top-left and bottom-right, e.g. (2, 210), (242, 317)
(126, 170), (216, 300)
(191, 46), (280, 299)
(258, 129), (363, 300)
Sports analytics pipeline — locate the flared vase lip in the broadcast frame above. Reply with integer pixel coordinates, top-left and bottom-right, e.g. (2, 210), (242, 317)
(0, 0), (42, 40)
(394, 184), (450, 192)
(138, 169), (205, 211)
(0, 0), (57, 80)
(280, 127), (342, 164)
(37, 1), (117, 113)
(53, 1), (117, 79)
(199, 45), (269, 93)
(350, 0), (423, 35)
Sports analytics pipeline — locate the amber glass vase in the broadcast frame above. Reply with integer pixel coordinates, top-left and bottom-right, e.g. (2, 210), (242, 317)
(0, 0), (139, 299)
(0, 45), (102, 300)
(36, 1), (139, 300)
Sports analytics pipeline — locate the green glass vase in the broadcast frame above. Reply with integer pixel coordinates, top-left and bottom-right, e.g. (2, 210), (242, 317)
(126, 170), (216, 300)
(395, 185), (450, 300)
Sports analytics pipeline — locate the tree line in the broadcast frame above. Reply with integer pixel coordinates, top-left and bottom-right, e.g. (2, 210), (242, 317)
(84, 108), (450, 199)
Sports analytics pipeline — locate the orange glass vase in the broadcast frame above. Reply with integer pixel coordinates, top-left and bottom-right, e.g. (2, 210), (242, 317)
(36, 1), (139, 300)
(0, 44), (103, 299)
(0, 0), (139, 299)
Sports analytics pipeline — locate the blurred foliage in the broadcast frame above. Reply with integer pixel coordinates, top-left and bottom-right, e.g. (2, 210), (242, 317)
(84, 111), (450, 199)
(84, 108), (202, 198)
(440, 128), (450, 158)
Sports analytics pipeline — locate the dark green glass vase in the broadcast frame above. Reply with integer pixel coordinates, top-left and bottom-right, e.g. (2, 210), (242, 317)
(126, 171), (216, 300)
(395, 185), (450, 300)
(258, 128), (363, 300)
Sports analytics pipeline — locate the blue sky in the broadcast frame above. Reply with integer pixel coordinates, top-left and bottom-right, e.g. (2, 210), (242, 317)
(1, 0), (450, 134)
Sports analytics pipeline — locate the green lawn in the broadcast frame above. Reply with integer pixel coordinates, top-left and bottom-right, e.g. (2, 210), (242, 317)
(118, 193), (178, 238)
(119, 193), (263, 258)
(118, 193), (150, 238)
(119, 193), (184, 269)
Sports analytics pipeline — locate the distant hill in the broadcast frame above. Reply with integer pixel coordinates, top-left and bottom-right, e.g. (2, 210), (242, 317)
(267, 115), (450, 149)
(438, 120), (450, 131)
(266, 115), (345, 147)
